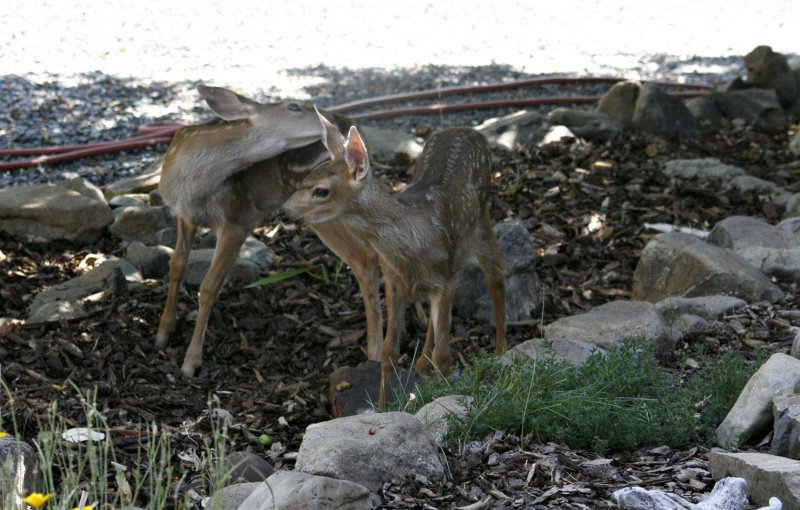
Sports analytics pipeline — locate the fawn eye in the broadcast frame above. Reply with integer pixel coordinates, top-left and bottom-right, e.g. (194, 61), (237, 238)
(287, 103), (302, 112)
(312, 188), (330, 199)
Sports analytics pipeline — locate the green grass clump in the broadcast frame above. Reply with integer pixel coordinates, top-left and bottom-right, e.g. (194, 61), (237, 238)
(393, 337), (764, 453)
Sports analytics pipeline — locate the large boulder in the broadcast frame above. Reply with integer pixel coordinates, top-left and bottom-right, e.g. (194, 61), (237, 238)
(709, 451), (800, 509)
(632, 232), (783, 304)
(544, 300), (673, 358)
(0, 178), (113, 243)
(454, 220), (541, 323)
(743, 45), (798, 107)
(295, 412), (444, 492)
(716, 353), (800, 448)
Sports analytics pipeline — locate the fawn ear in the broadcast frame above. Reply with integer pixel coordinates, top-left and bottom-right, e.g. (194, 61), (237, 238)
(344, 126), (370, 182)
(197, 84), (257, 120)
(315, 107), (345, 159)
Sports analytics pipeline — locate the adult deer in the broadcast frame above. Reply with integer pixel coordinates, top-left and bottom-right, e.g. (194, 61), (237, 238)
(280, 110), (506, 407)
(156, 85), (382, 377)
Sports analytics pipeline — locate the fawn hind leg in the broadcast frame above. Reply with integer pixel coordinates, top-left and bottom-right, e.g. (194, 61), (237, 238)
(428, 286), (455, 377)
(157, 217), (198, 348)
(476, 210), (507, 354)
(414, 315), (435, 374)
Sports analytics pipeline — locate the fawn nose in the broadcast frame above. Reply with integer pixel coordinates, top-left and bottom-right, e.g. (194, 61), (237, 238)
(277, 209), (291, 223)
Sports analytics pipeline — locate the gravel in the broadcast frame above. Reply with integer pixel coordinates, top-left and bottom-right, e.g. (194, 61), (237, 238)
(1, 0), (798, 188)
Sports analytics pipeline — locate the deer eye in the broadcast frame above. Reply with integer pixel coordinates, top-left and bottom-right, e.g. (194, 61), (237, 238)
(287, 103), (302, 112)
(312, 188), (330, 199)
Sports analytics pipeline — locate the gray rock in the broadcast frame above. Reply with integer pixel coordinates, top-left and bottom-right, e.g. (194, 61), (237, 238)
(631, 82), (697, 138)
(359, 125), (422, 159)
(655, 295), (747, 322)
(685, 95), (724, 130)
(709, 216), (800, 281)
(108, 194), (147, 209)
(239, 237), (277, 273)
(26, 300), (89, 324)
(546, 107), (626, 141)
(125, 241), (173, 279)
(544, 300), (673, 359)
(771, 390), (800, 459)
(613, 476), (748, 510)
(103, 158), (162, 199)
(792, 130), (800, 156)
(415, 395), (473, 444)
(0, 178), (113, 243)
(709, 216), (797, 251)
(296, 412), (444, 491)
(184, 249), (261, 288)
(0, 435), (41, 507)
(454, 220), (541, 323)
(744, 45), (798, 107)
(726, 174), (782, 194)
(716, 353), (800, 448)
(28, 260), (128, 324)
(709, 451), (800, 509)
(475, 110), (552, 150)
(596, 81), (640, 125)
(632, 232), (783, 304)
(236, 471), (372, 510)
(223, 451), (275, 483)
(502, 338), (603, 367)
(723, 89), (788, 132)
(109, 205), (176, 245)
(662, 158), (746, 182)
(207, 482), (262, 510)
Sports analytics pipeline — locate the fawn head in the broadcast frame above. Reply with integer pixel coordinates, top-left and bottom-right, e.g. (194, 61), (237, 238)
(195, 84), (323, 152)
(279, 108), (370, 225)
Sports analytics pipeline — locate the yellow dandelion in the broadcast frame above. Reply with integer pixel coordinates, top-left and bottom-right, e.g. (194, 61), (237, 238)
(22, 493), (53, 508)
(0, 431), (7, 439)
(72, 506), (93, 510)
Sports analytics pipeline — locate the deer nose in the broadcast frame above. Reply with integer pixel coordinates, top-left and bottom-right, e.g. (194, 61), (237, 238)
(277, 209), (291, 223)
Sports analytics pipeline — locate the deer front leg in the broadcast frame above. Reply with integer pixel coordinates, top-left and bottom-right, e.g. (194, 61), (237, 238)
(379, 281), (407, 409)
(181, 223), (251, 377)
(429, 286), (455, 378)
(157, 218), (198, 348)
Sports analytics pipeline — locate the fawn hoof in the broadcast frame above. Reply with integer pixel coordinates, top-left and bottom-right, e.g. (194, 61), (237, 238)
(414, 357), (434, 375)
(155, 333), (169, 349)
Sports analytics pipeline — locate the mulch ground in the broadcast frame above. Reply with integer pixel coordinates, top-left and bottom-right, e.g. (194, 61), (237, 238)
(1, 124), (799, 508)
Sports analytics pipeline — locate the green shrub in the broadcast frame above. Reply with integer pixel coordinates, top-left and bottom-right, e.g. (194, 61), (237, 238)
(393, 337), (765, 453)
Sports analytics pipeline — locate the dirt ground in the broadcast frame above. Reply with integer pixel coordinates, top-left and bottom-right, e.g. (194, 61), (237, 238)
(1, 124), (799, 508)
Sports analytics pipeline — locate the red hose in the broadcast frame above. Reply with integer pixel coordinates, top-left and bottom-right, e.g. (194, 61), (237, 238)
(0, 76), (713, 171)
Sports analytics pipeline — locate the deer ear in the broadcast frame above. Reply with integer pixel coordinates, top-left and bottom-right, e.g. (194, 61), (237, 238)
(344, 126), (370, 182)
(197, 84), (257, 120)
(315, 107), (345, 160)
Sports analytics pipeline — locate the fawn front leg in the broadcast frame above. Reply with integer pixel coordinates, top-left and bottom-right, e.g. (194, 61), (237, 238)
(313, 221), (383, 361)
(379, 281), (407, 408)
(157, 218), (198, 348)
(181, 223), (251, 377)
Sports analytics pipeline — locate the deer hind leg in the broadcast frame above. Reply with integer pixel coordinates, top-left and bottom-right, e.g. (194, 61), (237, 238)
(181, 223), (251, 377)
(157, 217), (198, 348)
(379, 280), (408, 409)
(476, 210), (507, 354)
(313, 221), (383, 361)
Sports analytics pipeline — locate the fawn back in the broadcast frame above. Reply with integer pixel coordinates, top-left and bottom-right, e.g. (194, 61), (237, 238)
(280, 112), (506, 407)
